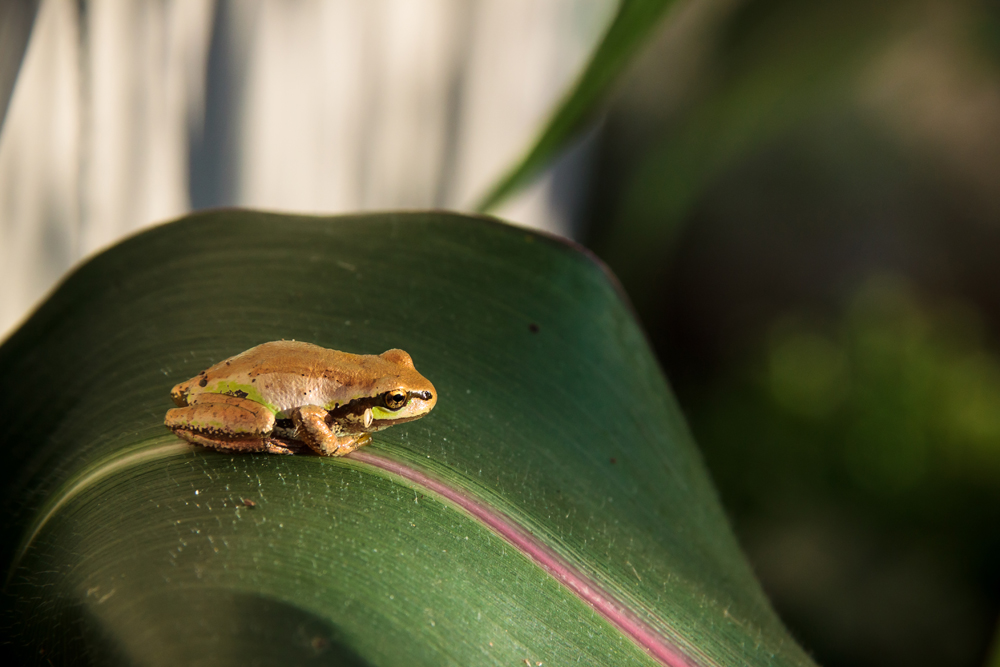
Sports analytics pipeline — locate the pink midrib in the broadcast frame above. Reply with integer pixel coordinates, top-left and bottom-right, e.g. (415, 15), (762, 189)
(350, 449), (699, 667)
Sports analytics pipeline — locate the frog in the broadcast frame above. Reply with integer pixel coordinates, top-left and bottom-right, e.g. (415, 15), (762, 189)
(164, 340), (437, 456)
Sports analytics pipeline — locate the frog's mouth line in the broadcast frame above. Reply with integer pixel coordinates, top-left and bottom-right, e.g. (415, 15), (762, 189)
(369, 414), (424, 429)
(332, 413), (425, 434)
(273, 400), (429, 435)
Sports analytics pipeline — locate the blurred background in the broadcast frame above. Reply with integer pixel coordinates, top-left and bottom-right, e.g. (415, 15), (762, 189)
(0, 0), (616, 337)
(2, 1), (1000, 666)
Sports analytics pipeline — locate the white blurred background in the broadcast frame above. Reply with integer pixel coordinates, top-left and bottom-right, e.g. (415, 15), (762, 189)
(0, 0), (616, 340)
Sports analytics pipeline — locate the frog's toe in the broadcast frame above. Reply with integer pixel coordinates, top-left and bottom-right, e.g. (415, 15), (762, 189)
(263, 441), (295, 455)
(332, 433), (372, 456)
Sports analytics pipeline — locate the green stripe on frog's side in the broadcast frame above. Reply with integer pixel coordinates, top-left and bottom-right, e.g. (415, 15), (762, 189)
(207, 381), (282, 416)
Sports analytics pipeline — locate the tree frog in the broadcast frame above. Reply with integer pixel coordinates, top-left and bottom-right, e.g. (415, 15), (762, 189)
(165, 341), (437, 456)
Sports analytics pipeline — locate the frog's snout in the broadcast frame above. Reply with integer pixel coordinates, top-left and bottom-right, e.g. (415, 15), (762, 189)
(408, 386), (437, 416)
(170, 382), (191, 407)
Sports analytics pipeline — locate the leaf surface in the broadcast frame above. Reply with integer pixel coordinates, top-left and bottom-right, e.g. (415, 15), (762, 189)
(0, 210), (814, 666)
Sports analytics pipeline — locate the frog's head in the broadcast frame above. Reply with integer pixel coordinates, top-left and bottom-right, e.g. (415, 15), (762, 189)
(367, 349), (437, 428)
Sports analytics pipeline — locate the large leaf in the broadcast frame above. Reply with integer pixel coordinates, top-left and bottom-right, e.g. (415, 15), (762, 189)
(0, 210), (813, 666)
(475, 0), (678, 212)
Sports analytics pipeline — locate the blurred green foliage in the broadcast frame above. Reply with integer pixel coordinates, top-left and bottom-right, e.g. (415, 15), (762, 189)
(988, 626), (1000, 667)
(683, 275), (1000, 667)
(592, 0), (905, 302)
(694, 274), (1000, 514)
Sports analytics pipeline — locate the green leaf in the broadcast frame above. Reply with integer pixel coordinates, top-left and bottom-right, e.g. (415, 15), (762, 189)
(476, 0), (679, 212)
(0, 210), (814, 666)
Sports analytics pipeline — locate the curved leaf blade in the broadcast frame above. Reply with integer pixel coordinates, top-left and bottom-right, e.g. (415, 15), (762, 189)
(476, 0), (679, 212)
(0, 211), (814, 666)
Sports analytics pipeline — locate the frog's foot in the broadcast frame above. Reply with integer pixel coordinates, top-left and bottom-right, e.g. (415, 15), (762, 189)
(263, 439), (298, 455)
(292, 405), (373, 456)
(165, 394), (277, 454)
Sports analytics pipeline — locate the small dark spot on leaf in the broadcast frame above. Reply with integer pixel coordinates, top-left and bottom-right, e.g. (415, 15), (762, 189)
(528, 323), (539, 333)
(233, 390), (248, 399)
(311, 636), (329, 652)
(198, 378), (208, 387)
(242, 498), (256, 508)
(609, 458), (616, 464)
(251, 378), (256, 383)
(225, 361), (231, 366)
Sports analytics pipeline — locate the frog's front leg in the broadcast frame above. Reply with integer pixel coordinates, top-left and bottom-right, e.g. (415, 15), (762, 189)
(165, 394), (294, 455)
(291, 405), (372, 456)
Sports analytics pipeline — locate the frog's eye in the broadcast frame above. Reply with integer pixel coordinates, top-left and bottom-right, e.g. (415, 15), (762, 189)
(384, 391), (409, 410)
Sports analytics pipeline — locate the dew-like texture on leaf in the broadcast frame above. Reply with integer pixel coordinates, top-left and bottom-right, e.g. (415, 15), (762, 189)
(0, 211), (814, 666)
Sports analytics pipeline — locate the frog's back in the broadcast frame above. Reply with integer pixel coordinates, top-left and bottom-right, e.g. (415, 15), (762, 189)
(172, 341), (412, 415)
(226, 340), (355, 376)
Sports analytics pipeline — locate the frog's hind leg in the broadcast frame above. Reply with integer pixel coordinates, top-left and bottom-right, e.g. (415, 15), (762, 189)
(292, 405), (372, 456)
(165, 393), (282, 454)
(169, 429), (296, 455)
